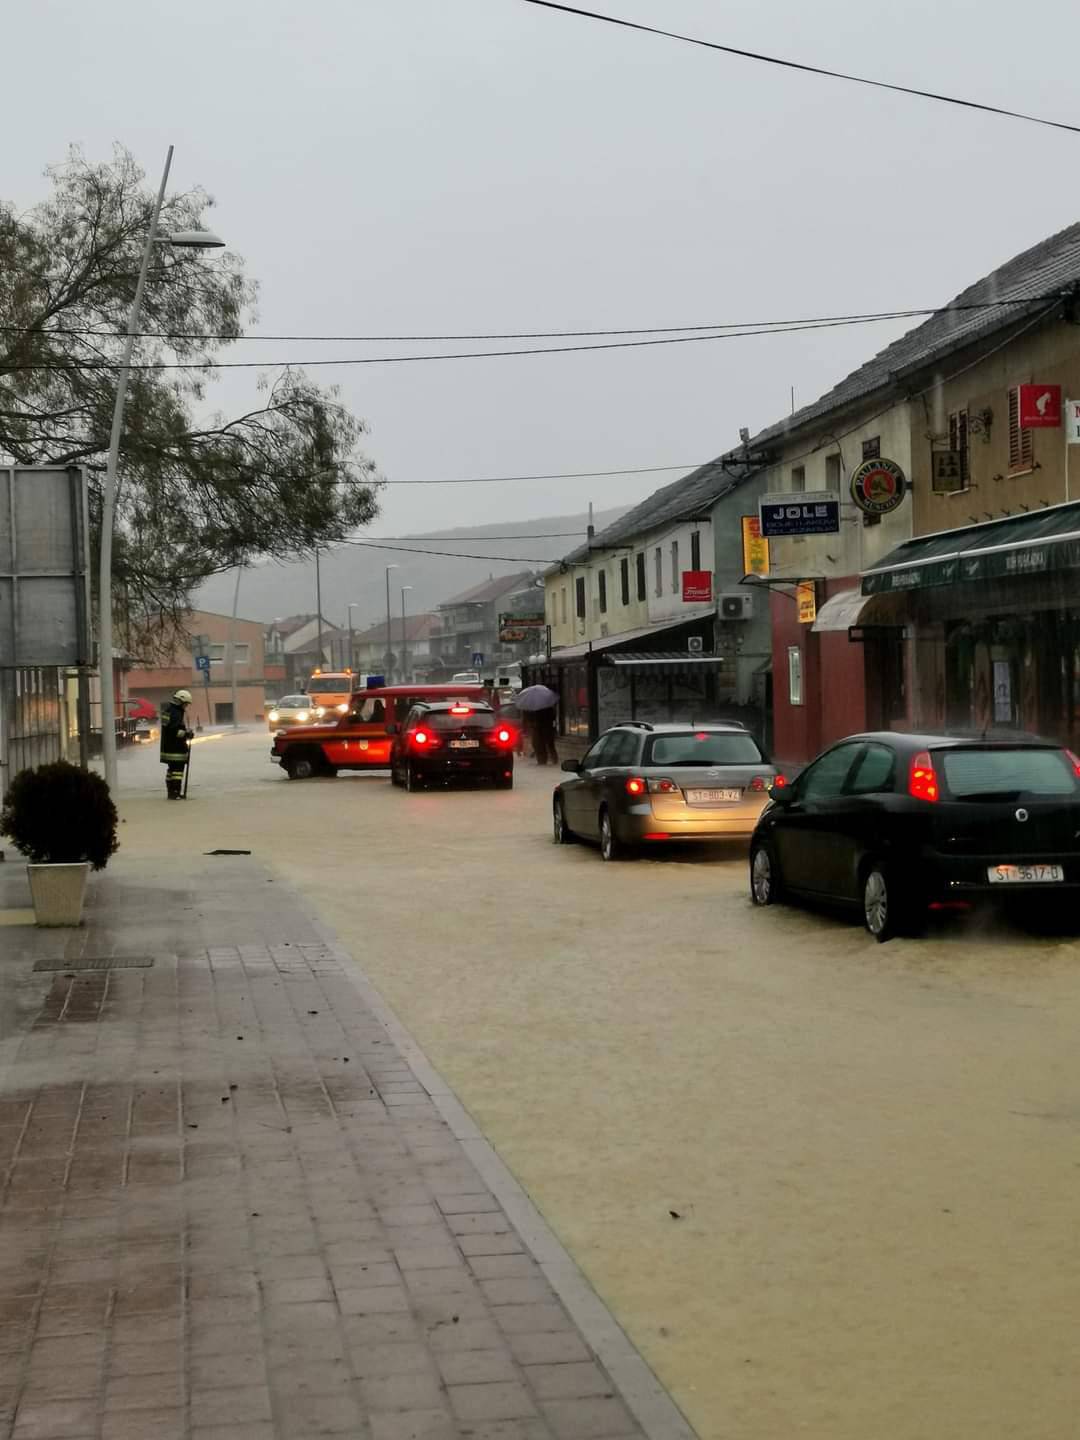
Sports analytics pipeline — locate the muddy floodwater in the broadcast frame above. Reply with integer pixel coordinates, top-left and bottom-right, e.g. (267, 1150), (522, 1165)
(86, 736), (1080, 1438)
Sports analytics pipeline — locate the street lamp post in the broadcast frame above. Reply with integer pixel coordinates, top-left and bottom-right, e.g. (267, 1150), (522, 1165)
(399, 586), (413, 686)
(383, 564), (399, 682)
(228, 560), (244, 730)
(347, 602), (361, 674)
(98, 144), (225, 794)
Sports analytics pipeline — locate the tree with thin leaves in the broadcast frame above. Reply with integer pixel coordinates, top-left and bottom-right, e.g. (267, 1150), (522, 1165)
(0, 145), (379, 656)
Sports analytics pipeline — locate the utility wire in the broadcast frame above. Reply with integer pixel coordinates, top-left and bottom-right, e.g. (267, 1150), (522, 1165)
(0, 310), (1036, 373)
(335, 536), (561, 563)
(371, 463), (700, 485)
(0, 297), (1064, 346)
(523, 0), (1080, 136)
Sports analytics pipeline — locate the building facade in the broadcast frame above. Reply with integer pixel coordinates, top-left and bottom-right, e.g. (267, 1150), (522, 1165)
(127, 609), (270, 726)
(431, 573), (538, 679)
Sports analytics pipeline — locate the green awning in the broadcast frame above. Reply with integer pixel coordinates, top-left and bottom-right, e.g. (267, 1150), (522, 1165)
(861, 500), (1080, 596)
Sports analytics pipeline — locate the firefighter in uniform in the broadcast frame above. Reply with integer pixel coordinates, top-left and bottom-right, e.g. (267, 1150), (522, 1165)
(160, 688), (195, 798)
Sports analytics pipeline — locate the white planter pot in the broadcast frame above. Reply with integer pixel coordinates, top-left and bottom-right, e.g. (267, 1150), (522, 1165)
(27, 862), (90, 927)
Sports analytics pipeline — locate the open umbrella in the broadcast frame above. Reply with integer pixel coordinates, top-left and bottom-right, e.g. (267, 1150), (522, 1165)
(516, 684), (558, 711)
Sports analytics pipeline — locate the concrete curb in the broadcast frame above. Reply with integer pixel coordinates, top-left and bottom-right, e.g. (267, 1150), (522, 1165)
(298, 905), (699, 1440)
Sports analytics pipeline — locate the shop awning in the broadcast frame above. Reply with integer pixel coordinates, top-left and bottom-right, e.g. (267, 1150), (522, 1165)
(605, 652), (728, 667)
(548, 615), (710, 661)
(861, 499), (1080, 596)
(811, 589), (878, 632)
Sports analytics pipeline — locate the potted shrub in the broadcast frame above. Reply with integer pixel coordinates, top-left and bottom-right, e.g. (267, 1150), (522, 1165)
(0, 761), (118, 926)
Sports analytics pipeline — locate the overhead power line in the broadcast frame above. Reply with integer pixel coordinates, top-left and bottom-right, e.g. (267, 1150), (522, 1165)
(376, 463), (699, 486)
(336, 536), (561, 563)
(0, 297), (1065, 346)
(0, 302), (1059, 374)
(523, 1), (1080, 136)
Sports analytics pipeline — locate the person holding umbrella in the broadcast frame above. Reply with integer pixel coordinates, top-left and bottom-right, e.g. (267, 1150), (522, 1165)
(516, 684), (559, 766)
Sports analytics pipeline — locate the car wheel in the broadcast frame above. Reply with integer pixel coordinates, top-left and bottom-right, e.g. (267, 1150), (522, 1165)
(749, 841), (781, 906)
(599, 808), (626, 862)
(862, 864), (897, 943)
(286, 753), (316, 781)
(553, 796), (575, 844)
(405, 764), (423, 793)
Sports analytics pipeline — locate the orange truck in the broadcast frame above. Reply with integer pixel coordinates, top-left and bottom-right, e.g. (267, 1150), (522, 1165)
(306, 668), (356, 719)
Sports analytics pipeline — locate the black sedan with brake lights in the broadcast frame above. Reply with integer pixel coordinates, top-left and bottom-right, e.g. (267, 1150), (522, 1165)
(553, 722), (782, 860)
(389, 700), (516, 790)
(749, 731), (1080, 941)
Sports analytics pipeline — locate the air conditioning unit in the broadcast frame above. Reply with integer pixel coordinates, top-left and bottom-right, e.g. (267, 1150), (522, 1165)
(720, 593), (754, 621)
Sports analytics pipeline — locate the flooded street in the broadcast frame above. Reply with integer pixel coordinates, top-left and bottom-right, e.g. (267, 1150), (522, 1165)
(80, 734), (1080, 1439)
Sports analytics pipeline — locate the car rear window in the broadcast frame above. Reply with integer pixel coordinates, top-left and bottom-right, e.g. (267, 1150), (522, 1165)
(645, 732), (763, 766)
(427, 710), (496, 731)
(941, 748), (1078, 797)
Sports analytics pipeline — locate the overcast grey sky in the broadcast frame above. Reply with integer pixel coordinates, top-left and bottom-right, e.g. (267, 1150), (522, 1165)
(7, 0), (1080, 543)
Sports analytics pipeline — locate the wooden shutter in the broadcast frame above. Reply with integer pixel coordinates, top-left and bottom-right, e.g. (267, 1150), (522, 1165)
(1009, 387), (1034, 473)
(948, 409), (969, 488)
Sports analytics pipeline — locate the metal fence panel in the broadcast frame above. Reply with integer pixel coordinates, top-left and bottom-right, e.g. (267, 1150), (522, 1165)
(0, 668), (62, 796)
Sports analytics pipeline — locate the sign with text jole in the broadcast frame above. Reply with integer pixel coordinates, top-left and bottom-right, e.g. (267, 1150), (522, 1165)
(741, 515), (770, 576)
(1018, 383), (1061, 428)
(681, 570), (713, 603)
(1066, 398), (1080, 444)
(759, 491), (840, 538)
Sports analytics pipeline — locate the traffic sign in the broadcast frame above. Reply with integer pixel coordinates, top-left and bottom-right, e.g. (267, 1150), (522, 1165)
(472, 651), (484, 667)
(195, 655), (211, 676)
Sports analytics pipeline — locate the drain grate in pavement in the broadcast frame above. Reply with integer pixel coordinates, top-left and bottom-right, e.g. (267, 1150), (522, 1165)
(32, 956), (156, 972)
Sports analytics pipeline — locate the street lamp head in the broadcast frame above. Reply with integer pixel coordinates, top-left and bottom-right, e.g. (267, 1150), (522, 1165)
(385, 563), (399, 571)
(159, 229), (226, 249)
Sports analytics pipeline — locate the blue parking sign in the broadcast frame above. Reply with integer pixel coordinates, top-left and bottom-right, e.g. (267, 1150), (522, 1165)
(195, 655), (211, 676)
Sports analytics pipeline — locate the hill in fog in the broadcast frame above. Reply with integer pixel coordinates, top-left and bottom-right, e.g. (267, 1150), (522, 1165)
(195, 506), (627, 629)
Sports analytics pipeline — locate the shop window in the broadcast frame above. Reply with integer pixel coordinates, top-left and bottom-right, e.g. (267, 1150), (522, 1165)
(791, 465), (806, 493)
(1008, 387), (1034, 473)
(948, 409), (970, 490)
(825, 454), (842, 490)
(690, 530), (701, 570)
(598, 568), (608, 614)
(787, 646), (803, 706)
(654, 547), (663, 597)
(575, 576), (586, 620)
(620, 557), (630, 606)
(636, 552), (647, 602)
(670, 540), (680, 593)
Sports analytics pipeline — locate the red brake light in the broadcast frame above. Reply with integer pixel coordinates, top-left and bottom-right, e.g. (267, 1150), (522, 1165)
(909, 750), (939, 802)
(774, 774), (787, 787)
(497, 728), (511, 743)
(625, 777), (645, 796)
(1066, 749), (1080, 778)
(647, 777), (678, 793)
(413, 730), (429, 746)
(749, 776), (768, 792)
(450, 704), (471, 715)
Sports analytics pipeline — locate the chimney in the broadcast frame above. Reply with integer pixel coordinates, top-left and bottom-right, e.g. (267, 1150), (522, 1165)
(587, 501), (595, 544)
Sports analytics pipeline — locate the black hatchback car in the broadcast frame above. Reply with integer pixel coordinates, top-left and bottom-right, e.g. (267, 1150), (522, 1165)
(750, 731), (1080, 941)
(389, 700), (516, 791)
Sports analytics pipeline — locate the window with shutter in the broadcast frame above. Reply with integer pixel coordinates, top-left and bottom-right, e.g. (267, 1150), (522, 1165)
(620, 557), (630, 606)
(1008, 387), (1034, 473)
(948, 409), (970, 491)
(598, 569), (607, 614)
(690, 531), (701, 570)
(636, 552), (647, 602)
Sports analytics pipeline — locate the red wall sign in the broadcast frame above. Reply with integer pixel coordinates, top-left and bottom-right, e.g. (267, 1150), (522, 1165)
(682, 570), (713, 603)
(1018, 384), (1062, 428)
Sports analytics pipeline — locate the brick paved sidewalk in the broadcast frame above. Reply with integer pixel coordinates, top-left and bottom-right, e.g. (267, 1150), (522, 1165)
(0, 856), (688, 1440)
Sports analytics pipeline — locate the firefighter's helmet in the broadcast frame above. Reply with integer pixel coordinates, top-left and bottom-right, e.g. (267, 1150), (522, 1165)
(173, 689), (193, 704)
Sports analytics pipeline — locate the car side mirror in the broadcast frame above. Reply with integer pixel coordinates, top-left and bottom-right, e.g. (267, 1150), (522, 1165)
(769, 783), (794, 805)
(561, 758), (581, 773)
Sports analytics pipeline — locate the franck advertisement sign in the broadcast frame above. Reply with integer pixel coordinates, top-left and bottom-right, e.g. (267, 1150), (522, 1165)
(759, 491), (841, 538)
